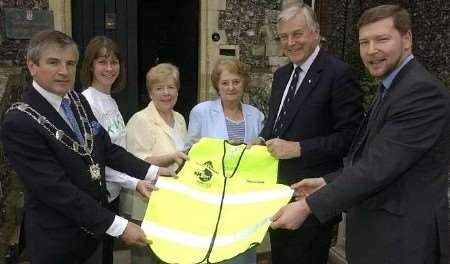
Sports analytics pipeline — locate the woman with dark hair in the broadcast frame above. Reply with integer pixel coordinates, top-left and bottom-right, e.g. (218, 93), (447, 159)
(80, 36), (155, 264)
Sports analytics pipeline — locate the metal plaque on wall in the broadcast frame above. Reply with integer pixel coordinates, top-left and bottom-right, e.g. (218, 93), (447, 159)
(2, 8), (54, 39)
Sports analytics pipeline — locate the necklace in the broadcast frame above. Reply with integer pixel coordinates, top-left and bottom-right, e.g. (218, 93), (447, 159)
(7, 91), (101, 182)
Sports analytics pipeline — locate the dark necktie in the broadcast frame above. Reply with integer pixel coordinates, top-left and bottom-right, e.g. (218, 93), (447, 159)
(347, 83), (386, 165)
(369, 83), (386, 120)
(61, 98), (84, 144)
(273, 66), (302, 137)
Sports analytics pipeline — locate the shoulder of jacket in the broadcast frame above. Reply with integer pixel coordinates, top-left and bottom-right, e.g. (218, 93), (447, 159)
(321, 52), (352, 71)
(192, 100), (214, 112)
(275, 63), (292, 75)
(242, 103), (258, 112)
(174, 111), (186, 122)
(127, 109), (147, 125)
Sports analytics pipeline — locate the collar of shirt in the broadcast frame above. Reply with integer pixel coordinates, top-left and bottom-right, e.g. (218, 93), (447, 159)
(87, 86), (113, 100)
(293, 45), (320, 73)
(32, 80), (70, 112)
(33, 80), (71, 125)
(275, 46), (321, 122)
(382, 54), (414, 90)
(290, 45), (320, 93)
(84, 86), (116, 110)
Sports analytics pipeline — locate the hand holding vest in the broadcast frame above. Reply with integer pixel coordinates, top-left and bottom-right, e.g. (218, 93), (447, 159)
(142, 138), (293, 263)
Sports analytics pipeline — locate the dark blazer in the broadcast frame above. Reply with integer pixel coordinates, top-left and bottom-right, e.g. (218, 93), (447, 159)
(308, 59), (450, 264)
(1, 87), (150, 263)
(260, 49), (363, 189)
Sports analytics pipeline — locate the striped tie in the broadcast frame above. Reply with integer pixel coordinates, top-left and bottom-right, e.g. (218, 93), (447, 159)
(273, 66), (302, 137)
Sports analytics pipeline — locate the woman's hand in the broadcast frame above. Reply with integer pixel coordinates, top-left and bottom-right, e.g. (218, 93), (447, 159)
(136, 180), (157, 198)
(157, 167), (177, 177)
(171, 151), (188, 165)
(144, 152), (188, 167)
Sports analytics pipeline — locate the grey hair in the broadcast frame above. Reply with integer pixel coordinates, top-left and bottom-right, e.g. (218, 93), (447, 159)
(278, 3), (319, 33)
(27, 30), (78, 65)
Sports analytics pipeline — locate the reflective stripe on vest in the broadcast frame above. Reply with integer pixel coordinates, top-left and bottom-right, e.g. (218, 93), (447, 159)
(142, 138), (293, 263)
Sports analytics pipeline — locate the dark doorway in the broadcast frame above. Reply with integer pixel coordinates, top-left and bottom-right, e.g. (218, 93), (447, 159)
(137, 0), (199, 119)
(71, 0), (199, 121)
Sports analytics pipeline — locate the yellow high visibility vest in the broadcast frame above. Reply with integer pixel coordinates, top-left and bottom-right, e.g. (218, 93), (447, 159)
(142, 138), (293, 264)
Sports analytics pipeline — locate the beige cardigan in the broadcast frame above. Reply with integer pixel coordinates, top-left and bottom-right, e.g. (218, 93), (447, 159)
(124, 101), (187, 220)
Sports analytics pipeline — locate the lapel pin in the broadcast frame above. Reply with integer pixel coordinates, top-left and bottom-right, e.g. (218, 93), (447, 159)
(308, 79), (312, 84)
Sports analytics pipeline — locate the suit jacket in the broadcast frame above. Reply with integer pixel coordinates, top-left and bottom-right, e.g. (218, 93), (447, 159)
(1, 87), (150, 263)
(260, 49), (363, 187)
(307, 59), (450, 263)
(185, 99), (264, 148)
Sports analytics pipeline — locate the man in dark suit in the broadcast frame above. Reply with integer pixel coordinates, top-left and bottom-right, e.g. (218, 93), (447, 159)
(1, 30), (172, 263)
(253, 3), (363, 264)
(271, 5), (450, 264)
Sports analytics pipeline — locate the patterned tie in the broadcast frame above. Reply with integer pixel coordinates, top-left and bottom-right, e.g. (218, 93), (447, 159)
(61, 98), (84, 144)
(273, 66), (302, 137)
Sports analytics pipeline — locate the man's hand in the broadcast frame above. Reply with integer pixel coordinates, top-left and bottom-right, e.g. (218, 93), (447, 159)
(228, 139), (243, 145)
(291, 177), (326, 200)
(136, 180), (157, 198)
(266, 138), (301, 159)
(246, 137), (265, 149)
(120, 222), (151, 247)
(157, 167), (176, 177)
(171, 151), (188, 165)
(271, 199), (311, 230)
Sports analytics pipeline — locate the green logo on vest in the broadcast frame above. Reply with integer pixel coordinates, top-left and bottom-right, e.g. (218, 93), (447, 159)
(195, 161), (216, 184)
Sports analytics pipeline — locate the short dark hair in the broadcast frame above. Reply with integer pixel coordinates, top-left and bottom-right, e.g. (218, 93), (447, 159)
(211, 59), (249, 93)
(358, 5), (411, 34)
(80, 36), (126, 93)
(27, 30), (78, 65)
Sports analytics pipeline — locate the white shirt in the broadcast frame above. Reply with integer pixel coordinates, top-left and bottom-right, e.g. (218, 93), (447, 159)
(275, 46), (321, 121)
(82, 87), (139, 201)
(171, 126), (185, 151)
(32, 81), (158, 237)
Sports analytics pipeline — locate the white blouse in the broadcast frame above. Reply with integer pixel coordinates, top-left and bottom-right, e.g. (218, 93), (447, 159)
(82, 87), (138, 202)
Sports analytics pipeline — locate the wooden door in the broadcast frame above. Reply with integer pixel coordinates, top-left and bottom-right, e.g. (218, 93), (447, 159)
(71, 0), (199, 121)
(137, 0), (199, 119)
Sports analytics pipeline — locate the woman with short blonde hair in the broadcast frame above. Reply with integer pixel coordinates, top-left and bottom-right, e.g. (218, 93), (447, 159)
(126, 62), (188, 263)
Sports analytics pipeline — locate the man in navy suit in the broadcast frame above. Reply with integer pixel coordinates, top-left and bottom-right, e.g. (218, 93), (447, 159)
(1, 30), (172, 263)
(253, 3), (363, 264)
(272, 5), (450, 264)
